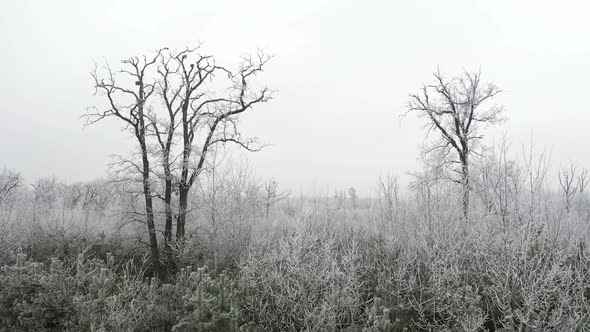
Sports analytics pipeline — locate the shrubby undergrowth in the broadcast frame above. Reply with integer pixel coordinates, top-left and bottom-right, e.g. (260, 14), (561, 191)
(1, 156), (590, 331)
(3, 221), (588, 331)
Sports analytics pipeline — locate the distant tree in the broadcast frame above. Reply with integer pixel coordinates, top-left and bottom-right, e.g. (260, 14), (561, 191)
(474, 137), (523, 232)
(263, 179), (288, 218)
(334, 190), (346, 210)
(0, 169), (22, 207)
(407, 70), (503, 222)
(348, 187), (358, 210)
(376, 175), (400, 228)
(577, 168), (589, 194)
(0, 169), (22, 221)
(558, 164), (578, 213)
(31, 177), (58, 226)
(80, 181), (111, 233)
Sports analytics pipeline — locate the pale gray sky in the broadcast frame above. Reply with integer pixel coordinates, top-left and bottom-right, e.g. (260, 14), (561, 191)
(1, 0), (590, 194)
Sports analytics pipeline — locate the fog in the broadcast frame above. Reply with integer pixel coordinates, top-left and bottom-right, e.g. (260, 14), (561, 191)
(2, 0), (589, 194)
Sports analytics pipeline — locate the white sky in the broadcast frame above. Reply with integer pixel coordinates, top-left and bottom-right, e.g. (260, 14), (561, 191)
(1, 0), (590, 195)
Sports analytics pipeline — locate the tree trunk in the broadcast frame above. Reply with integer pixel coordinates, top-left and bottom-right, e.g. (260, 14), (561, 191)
(162, 150), (173, 246)
(138, 91), (162, 279)
(461, 156), (470, 225)
(139, 141), (162, 280)
(163, 169), (174, 272)
(176, 102), (191, 257)
(176, 186), (188, 241)
(163, 176), (173, 245)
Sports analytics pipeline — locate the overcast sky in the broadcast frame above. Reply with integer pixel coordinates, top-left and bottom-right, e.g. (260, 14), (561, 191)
(1, 0), (590, 195)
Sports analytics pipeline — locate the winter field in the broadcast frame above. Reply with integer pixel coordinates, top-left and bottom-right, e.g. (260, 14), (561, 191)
(2, 1), (590, 331)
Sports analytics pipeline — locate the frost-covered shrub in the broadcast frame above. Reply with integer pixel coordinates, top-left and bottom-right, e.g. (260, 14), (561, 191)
(484, 231), (590, 331)
(370, 235), (487, 331)
(0, 250), (178, 331)
(370, 223), (590, 331)
(239, 228), (364, 331)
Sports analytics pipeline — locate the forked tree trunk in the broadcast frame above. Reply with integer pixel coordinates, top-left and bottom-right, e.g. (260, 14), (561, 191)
(139, 140), (162, 279)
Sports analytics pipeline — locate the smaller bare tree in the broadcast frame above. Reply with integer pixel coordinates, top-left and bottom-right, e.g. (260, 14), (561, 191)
(263, 179), (289, 218)
(406, 70), (503, 223)
(376, 175), (400, 230)
(577, 168), (589, 194)
(334, 190), (346, 210)
(0, 169), (22, 207)
(558, 164), (578, 213)
(0, 169), (23, 222)
(348, 187), (358, 210)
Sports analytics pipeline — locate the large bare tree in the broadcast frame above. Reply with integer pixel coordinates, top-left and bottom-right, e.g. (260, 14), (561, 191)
(407, 70), (503, 222)
(85, 49), (165, 278)
(86, 46), (272, 276)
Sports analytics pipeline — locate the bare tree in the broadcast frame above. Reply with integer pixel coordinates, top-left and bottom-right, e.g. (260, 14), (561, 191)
(376, 175), (400, 231)
(79, 181), (111, 234)
(577, 168), (590, 211)
(85, 46), (273, 276)
(334, 190), (346, 210)
(577, 168), (589, 194)
(474, 136), (523, 233)
(407, 70), (503, 222)
(348, 187), (358, 210)
(85, 49), (165, 278)
(263, 179), (289, 218)
(558, 164), (578, 213)
(0, 169), (22, 208)
(0, 169), (22, 222)
(31, 177), (58, 226)
(519, 138), (552, 239)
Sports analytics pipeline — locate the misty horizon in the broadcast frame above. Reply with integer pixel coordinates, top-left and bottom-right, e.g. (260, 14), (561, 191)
(2, 0), (590, 195)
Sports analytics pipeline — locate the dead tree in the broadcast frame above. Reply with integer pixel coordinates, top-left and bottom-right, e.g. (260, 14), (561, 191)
(85, 49), (165, 278)
(407, 70), (503, 223)
(558, 164), (578, 213)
